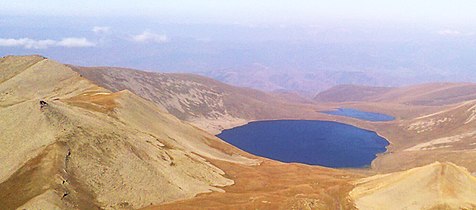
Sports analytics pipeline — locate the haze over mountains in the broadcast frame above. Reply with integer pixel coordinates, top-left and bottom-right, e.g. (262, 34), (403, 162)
(2, 15), (476, 95)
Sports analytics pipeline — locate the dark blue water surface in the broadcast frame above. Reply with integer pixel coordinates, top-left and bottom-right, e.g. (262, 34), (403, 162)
(217, 120), (389, 168)
(321, 108), (395, 122)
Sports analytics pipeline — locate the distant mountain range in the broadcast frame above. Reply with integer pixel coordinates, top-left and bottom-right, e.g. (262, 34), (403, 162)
(198, 63), (382, 98)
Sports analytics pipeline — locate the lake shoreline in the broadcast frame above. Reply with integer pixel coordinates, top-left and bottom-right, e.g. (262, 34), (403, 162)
(217, 119), (390, 168)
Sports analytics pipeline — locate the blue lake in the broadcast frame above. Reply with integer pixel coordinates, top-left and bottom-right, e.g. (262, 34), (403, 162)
(321, 108), (395, 122)
(217, 120), (389, 168)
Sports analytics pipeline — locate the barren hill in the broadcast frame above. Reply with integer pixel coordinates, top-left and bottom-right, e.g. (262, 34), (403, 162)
(350, 162), (476, 210)
(70, 66), (320, 134)
(369, 98), (476, 173)
(315, 83), (476, 106)
(0, 55), (258, 209)
(313, 85), (395, 103)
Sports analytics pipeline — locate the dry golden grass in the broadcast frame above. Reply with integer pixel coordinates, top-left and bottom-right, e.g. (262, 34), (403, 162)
(351, 162), (476, 210)
(63, 90), (120, 114)
(71, 65), (323, 134)
(0, 56), (258, 209)
(146, 159), (359, 210)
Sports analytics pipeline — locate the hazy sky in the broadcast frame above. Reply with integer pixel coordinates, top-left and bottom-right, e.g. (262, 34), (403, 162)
(1, 0), (476, 94)
(2, 0), (476, 24)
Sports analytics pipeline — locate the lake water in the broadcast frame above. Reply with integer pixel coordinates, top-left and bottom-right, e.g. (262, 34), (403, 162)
(217, 120), (389, 168)
(321, 108), (395, 122)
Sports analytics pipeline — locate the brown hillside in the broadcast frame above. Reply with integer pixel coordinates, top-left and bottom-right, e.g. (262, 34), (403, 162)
(314, 85), (394, 103)
(350, 162), (476, 210)
(70, 66), (320, 134)
(315, 83), (476, 106)
(0, 55), (259, 209)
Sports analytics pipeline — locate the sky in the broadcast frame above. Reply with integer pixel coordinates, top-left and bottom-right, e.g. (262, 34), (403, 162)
(1, 1), (476, 94)
(2, 0), (476, 25)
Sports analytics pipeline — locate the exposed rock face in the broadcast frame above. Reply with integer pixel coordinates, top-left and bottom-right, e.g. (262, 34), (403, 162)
(40, 100), (48, 108)
(0, 55), (257, 209)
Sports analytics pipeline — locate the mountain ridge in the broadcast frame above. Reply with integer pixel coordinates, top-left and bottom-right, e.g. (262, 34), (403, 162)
(0, 55), (258, 209)
(70, 65), (321, 134)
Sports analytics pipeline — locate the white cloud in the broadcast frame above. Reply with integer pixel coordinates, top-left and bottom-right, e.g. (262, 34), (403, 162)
(0, 37), (95, 49)
(438, 29), (474, 37)
(0, 38), (54, 49)
(92, 26), (111, 34)
(438, 29), (462, 36)
(131, 31), (168, 43)
(57, 38), (95, 47)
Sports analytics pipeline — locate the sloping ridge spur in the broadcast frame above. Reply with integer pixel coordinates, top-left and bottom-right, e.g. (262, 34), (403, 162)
(0, 55), (257, 209)
(350, 162), (476, 210)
